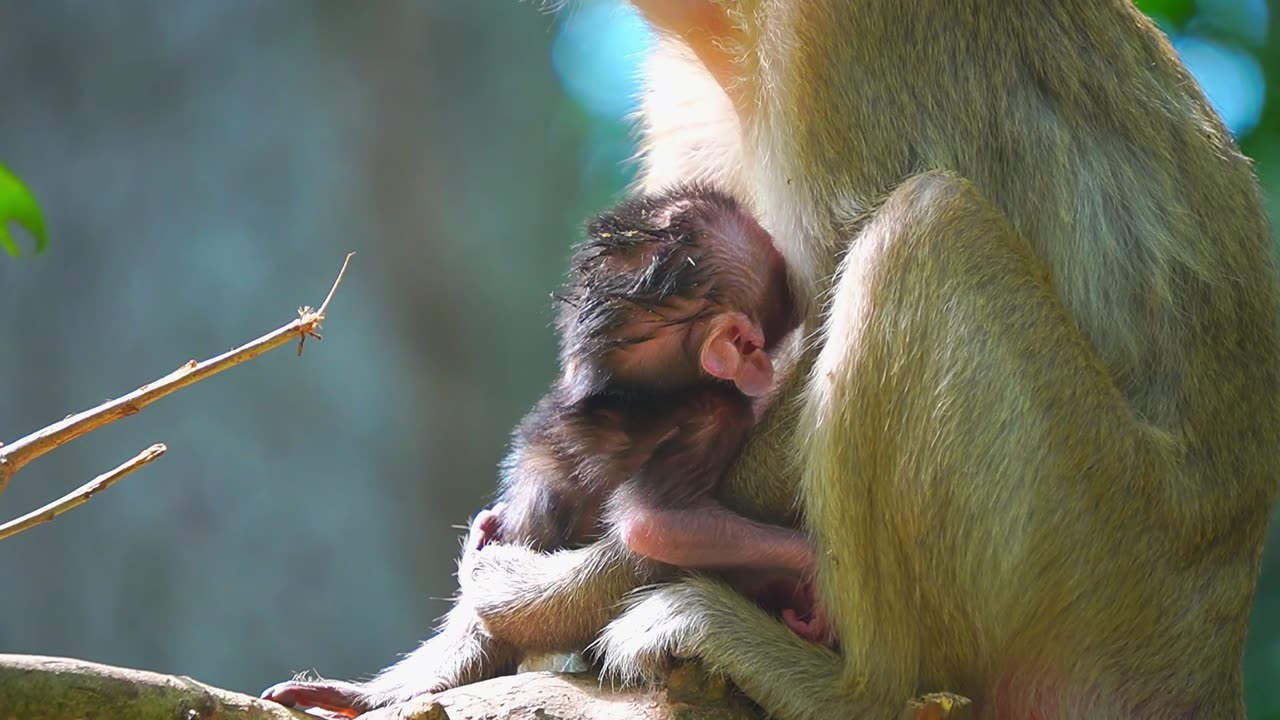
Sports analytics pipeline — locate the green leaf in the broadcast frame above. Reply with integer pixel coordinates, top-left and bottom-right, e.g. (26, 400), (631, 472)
(0, 162), (48, 256)
(1134, 0), (1196, 27)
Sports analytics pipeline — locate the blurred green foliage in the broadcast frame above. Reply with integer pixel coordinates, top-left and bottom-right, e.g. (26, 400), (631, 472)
(1138, 0), (1199, 26)
(0, 163), (46, 257)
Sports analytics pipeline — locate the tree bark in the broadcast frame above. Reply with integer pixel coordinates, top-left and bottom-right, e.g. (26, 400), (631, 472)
(0, 654), (307, 720)
(0, 655), (762, 720)
(0, 654), (970, 720)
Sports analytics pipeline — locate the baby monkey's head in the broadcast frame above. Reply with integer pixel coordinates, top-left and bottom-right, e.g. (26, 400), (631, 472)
(557, 184), (798, 403)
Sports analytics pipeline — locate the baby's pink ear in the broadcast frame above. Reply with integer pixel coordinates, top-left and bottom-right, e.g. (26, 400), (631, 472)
(700, 313), (774, 397)
(735, 347), (774, 397)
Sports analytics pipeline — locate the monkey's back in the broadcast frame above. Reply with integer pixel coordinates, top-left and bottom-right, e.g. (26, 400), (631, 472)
(776, 1), (1277, 434)
(792, 2), (1275, 709)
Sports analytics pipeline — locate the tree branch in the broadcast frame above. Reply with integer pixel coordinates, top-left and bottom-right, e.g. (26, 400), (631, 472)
(0, 654), (970, 720)
(0, 253), (354, 538)
(0, 444), (166, 541)
(0, 655), (310, 720)
(0, 656), (761, 720)
(360, 662), (767, 720)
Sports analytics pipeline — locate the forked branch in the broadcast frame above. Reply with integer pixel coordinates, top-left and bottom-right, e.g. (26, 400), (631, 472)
(0, 253), (354, 539)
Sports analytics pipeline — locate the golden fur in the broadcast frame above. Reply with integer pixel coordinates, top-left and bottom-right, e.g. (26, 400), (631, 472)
(596, 2), (1280, 717)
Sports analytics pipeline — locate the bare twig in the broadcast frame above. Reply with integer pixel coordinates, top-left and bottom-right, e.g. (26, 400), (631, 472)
(0, 252), (353, 508)
(315, 252), (353, 320)
(294, 251), (353, 356)
(0, 444), (166, 541)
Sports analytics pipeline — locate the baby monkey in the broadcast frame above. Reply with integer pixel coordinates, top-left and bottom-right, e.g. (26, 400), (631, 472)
(478, 185), (807, 570)
(263, 185), (815, 717)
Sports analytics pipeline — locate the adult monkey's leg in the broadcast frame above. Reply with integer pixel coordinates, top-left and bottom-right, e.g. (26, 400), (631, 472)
(598, 171), (1228, 720)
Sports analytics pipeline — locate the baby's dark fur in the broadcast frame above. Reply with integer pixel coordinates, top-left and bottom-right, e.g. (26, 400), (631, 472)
(491, 184), (798, 552)
(260, 184), (808, 717)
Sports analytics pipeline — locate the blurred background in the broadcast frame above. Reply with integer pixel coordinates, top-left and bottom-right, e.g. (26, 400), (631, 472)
(0, 0), (1275, 716)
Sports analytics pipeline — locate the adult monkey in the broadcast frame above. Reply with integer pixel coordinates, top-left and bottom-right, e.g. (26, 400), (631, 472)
(265, 2), (1275, 717)
(570, 1), (1280, 719)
